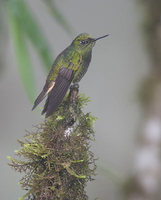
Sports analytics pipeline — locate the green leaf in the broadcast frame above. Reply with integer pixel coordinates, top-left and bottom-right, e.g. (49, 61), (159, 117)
(71, 160), (84, 163)
(18, 197), (24, 200)
(6, 156), (12, 161)
(8, 0), (53, 72)
(62, 162), (86, 179)
(45, 0), (74, 36)
(7, 5), (35, 102)
(56, 115), (65, 121)
(0, 2), (6, 75)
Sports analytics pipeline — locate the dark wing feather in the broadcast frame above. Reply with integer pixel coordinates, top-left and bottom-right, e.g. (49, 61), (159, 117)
(32, 89), (46, 110)
(42, 67), (74, 117)
(32, 81), (55, 110)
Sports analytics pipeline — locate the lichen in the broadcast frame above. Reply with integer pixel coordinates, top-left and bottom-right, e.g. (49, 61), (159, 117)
(8, 88), (96, 200)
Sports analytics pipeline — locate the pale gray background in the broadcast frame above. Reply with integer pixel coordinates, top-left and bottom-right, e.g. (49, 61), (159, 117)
(0, 0), (149, 199)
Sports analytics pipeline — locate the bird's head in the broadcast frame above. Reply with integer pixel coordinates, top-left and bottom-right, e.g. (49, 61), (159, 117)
(71, 33), (109, 54)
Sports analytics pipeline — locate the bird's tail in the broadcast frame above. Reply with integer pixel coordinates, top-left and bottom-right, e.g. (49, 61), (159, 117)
(32, 90), (47, 110)
(32, 81), (55, 111)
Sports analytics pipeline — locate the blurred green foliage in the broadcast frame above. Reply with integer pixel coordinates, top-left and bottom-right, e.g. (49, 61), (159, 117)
(1, 0), (73, 102)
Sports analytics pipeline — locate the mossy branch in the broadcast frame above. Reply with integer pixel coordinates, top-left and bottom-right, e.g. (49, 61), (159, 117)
(8, 84), (97, 200)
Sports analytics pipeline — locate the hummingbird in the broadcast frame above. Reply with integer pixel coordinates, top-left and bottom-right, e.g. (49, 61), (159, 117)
(32, 33), (109, 117)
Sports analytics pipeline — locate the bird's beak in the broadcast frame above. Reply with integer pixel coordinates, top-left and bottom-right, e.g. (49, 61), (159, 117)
(94, 34), (109, 41)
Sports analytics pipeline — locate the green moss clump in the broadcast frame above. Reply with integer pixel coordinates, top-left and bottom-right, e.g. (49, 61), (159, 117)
(8, 90), (96, 200)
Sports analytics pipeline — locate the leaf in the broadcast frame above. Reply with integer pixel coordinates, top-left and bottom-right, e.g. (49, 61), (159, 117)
(18, 197), (24, 200)
(0, 3), (6, 75)
(62, 162), (86, 179)
(71, 160), (84, 163)
(6, 156), (12, 161)
(10, 0), (53, 72)
(56, 115), (65, 121)
(45, 0), (74, 36)
(7, 4), (35, 102)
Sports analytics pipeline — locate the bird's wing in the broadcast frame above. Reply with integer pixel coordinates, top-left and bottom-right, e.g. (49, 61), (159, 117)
(42, 66), (74, 117)
(32, 81), (55, 110)
(32, 49), (67, 111)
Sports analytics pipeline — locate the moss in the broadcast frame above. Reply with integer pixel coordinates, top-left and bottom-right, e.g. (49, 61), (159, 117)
(8, 87), (96, 200)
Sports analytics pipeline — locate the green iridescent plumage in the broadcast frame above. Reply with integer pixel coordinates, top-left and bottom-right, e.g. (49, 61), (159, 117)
(32, 33), (109, 117)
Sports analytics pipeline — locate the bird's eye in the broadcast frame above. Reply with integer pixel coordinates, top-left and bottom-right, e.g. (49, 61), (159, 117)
(80, 40), (86, 45)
